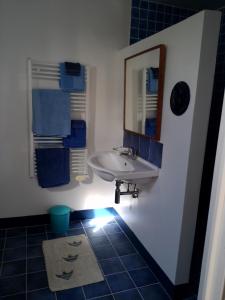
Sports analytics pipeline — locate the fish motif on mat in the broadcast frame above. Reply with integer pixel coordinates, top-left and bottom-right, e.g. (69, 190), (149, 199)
(56, 270), (73, 280)
(68, 240), (82, 247)
(63, 254), (79, 262)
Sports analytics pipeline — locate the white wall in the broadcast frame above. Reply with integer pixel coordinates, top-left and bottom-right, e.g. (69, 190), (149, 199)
(0, 0), (130, 217)
(115, 11), (221, 285)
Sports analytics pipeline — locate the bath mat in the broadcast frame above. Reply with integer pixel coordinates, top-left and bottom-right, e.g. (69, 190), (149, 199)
(42, 234), (104, 292)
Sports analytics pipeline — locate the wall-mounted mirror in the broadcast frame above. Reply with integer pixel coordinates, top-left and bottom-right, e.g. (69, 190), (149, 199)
(124, 44), (166, 140)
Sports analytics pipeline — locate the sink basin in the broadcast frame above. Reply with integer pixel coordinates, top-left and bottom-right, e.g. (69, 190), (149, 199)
(87, 151), (159, 182)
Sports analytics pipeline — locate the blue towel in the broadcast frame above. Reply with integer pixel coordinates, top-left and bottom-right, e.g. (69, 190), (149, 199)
(63, 120), (86, 148)
(35, 148), (70, 188)
(59, 63), (86, 92)
(145, 118), (156, 136)
(32, 89), (70, 137)
(65, 62), (81, 76)
(147, 68), (159, 94)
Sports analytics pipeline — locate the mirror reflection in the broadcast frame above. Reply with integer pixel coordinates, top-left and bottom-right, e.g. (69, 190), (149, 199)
(124, 45), (166, 140)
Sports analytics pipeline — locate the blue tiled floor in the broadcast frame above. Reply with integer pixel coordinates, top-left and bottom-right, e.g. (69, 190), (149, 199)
(0, 216), (171, 300)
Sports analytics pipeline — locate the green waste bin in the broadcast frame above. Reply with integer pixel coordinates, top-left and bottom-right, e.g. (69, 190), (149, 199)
(49, 205), (71, 234)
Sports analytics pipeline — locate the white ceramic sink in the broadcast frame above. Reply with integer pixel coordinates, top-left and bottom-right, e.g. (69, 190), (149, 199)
(87, 151), (159, 182)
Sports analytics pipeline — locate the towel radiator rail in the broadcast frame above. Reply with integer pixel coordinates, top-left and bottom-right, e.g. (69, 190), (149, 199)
(27, 58), (89, 179)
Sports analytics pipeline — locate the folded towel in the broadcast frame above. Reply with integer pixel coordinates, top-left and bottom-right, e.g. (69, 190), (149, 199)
(59, 63), (86, 92)
(145, 118), (156, 136)
(63, 120), (86, 148)
(150, 68), (159, 79)
(65, 62), (81, 76)
(147, 67), (159, 94)
(35, 148), (70, 188)
(32, 89), (70, 137)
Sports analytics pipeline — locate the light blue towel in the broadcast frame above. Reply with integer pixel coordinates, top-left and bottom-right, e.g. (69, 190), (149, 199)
(32, 89), (70, 137)
(59, 63), (86, 92)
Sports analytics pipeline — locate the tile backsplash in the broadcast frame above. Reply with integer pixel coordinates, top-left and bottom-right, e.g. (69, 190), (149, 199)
(123, 131), (163, 168)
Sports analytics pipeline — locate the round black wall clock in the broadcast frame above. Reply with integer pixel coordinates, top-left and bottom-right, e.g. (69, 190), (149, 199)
(170, 81), (190, 116)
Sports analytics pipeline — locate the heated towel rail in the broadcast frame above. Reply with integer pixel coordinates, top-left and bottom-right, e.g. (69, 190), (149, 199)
(27, 59), (89, 179)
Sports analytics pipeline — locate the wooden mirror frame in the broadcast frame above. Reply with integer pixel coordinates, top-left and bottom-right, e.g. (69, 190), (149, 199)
(124, 44), (166, 140)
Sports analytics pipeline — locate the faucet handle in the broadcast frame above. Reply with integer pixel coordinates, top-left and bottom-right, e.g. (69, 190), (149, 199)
(113, 146), (130, 154)
(130, 147), (138, 159)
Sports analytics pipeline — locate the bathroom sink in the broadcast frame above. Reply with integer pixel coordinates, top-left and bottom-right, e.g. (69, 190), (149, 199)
(87, 151), (159, 182)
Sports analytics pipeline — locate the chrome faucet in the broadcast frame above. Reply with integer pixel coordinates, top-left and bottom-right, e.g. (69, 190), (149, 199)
(113, 146), (137, 160)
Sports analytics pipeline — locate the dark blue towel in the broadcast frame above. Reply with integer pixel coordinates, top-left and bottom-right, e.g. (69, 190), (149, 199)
(59, 63), (86, 92)
(145, 118), (156, 136)
(35, 148), (70, 188)
(65, 62), (81, 76)
(63, 120), (86, 148)
(147, 68), (159, 94)
(32, 89), (70, 137)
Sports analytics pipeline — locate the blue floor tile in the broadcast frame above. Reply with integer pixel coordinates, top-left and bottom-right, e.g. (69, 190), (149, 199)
(27, 257), (45, 273)
(82, 218), (116, 228)
(27, 288), (55, 300)
(27, 225), (46, 235)
(0, 229), (5, 238)
(83, 280), (110, 299)
(139, 283), (170, 299)
(114, 288), (143, 300)
(89, 235), (110, 247)
(93, 244), (117, 260)
(27, 233), (46, 246)
(0, 216), (174, 300)
(82, 218), (95, 227)
(27, 271), (48, 291)
(108, 233), (129, 244)
(2, 292), (26, 299)
(27, 245), (43, 258)
(99, 257), (124, 275)
(0, 238), (4, 249)
(47, 232), (67, 239)
(5, 236), (26, 249)
(106, 272), (134, 293)
(86, 227), (105, 237)
(121, 254), (147, 270)
(113, 241), (136, 256)
(6, 227), (26, 238)
(4, 246), (26, 262)
(129, 267), (158, 287)
(184, 296), (197, 300)
(1, 259), (26, 277)
(57, 286), (84, 299)
(0, 274), (26, 297)
(69, 220), (83, 229)
(95, 296), (114, 300)
(104, 224), (121, 235)
(67, 228), (85, 236)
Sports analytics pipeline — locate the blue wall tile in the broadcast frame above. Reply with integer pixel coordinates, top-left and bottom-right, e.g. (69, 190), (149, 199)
(149, 140), (163, 168)
(130, 0), (196, 45)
